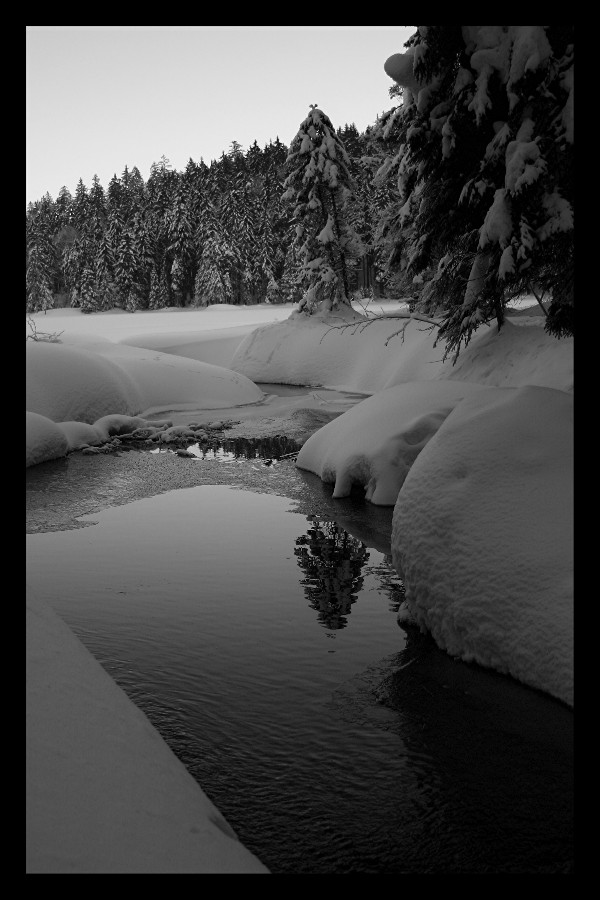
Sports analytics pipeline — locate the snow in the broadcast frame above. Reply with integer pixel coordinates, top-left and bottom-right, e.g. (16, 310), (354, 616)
(391, 385), (573, 707)
(26, 590), (268, 874)
(479, 188), (513, 248)
(26, 296), (573, 872)
(26, 411), (69, 468)
(26, 328), (266, 467)
(296, 380), (489, 504)
(383, 49), (423, 96)
(230, 310), (447, 391)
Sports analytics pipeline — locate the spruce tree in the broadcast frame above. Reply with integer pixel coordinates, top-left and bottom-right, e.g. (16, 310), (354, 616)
(378, 25), (574, 356)
(193, 213), (235, 306)
(26, 226), (56, 313)
(282, 105), (363, 314)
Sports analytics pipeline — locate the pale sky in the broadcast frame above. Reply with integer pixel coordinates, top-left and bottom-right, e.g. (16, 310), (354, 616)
(26, 25), (416, 205)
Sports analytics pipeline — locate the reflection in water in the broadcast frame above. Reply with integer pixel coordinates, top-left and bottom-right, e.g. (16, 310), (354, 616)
(356, 625), (575, 873)
(211, 435), (300, 460)
(366, 555), (406, 614)
(171, 435), (301, 462)
(294, 516), (370, 630)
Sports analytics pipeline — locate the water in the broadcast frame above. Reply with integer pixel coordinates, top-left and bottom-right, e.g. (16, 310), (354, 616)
(26, 477), (573, 873)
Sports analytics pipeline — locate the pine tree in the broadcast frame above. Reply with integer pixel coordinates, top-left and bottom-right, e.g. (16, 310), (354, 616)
(114, 229), (141, 311)
(167, 179), (195, 304)
(26, 224), (56, 312)
(193, 214), (235, 306)
(72, 179), (89, 231)
(282, 105), (364, 314)
(87, 175), (107, 239)
(378, 25), (574, 356)
(55, 186), (73, 227)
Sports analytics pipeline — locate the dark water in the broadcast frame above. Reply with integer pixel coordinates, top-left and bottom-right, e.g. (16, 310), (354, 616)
(26, 467), (573, 874)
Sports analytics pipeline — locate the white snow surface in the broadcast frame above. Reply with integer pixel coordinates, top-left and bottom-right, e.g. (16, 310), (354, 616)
(391, 385), (573, 707)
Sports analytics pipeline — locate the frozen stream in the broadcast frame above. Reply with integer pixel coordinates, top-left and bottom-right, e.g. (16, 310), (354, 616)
(26, 433), (573, 874)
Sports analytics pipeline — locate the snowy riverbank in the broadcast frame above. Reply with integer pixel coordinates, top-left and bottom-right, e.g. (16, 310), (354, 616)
(26, 299), (573, 872)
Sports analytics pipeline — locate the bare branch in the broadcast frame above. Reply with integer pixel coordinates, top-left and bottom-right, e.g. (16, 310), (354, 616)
(26, 314), (64, 343)
(318, 310), (442, 345)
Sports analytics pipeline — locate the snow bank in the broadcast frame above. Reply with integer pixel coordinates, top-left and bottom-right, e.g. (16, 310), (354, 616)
(435, 317), (574, 392)
(26, 339), (265, 466)
(231, 315), (447, 392)
(56, 337), (265, 417)
(232, 312), (573, 394)
(26, 591), (269, 873)
(391, 386), (573, 707)
(27, 341), (142, 424)
(118, 324), (260, 366)
(296, 381), (488, 505)
(26, 412), (70, 468)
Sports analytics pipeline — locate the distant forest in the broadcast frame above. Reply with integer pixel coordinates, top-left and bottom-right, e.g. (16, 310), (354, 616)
(26, 25), (573, 354)
(26, 124), (392, 314)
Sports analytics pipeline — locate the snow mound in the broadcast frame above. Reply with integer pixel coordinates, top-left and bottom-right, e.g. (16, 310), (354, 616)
(26, 338), (266, 466)
(27, 341), (141, 424)
(391, 385), (573, 706)
(436, 318), (573, 392)
(231, 315), (446, 392)
(232, 312), (573, 394)
(26, 412), (69, 468)
(296, 381), (489, 505)
(57, 336), (266, 416)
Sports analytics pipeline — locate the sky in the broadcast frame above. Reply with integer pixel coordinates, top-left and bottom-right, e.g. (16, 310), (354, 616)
(26, 25), (416, 206)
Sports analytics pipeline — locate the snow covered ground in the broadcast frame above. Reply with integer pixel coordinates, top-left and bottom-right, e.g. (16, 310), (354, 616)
(26, 297), (573, 873)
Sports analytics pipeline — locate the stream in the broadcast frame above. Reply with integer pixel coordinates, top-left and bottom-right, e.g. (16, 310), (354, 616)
(26, 407), (574, 874)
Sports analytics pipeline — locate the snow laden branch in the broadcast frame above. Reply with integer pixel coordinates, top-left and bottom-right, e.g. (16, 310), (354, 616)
(377, 25), (574, 355)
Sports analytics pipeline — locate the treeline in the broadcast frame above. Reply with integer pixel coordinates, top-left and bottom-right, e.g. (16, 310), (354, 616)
(26, 25), (574, 355)
(25, 128), (391, 314)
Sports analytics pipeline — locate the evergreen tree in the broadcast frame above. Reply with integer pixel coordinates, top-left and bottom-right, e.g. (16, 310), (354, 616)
(114, 229), (141, 311)
(55, 186), (73, 227)
(72, 179), (89, 230)
(378, 25), (574, 356)
(167, 180), (195, 303)
(87, 175), (107, 238)
(193, 213), (235, 306)
(282, 105), (364, 314)
(26, 225), (56, 312)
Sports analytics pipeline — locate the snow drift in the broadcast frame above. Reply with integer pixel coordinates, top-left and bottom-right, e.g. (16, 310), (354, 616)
(391, 385), (573, 707)
(231, 312), (573, 394)
(26, 337), (265, 467)
(296, 380), (489, 505)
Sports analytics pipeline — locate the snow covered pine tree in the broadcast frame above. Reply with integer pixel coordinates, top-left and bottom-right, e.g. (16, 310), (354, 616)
(380, 25), (573, 358)
(282, 105), (363, 315)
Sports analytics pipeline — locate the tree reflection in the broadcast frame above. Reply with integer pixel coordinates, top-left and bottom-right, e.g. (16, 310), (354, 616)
(294, 516), (370, 630)
(202, 435), (300, 460)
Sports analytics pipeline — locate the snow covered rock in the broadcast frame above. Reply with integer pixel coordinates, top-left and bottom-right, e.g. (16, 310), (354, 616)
(391, 385), (573, 706)
(296, 381), (489, 505)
